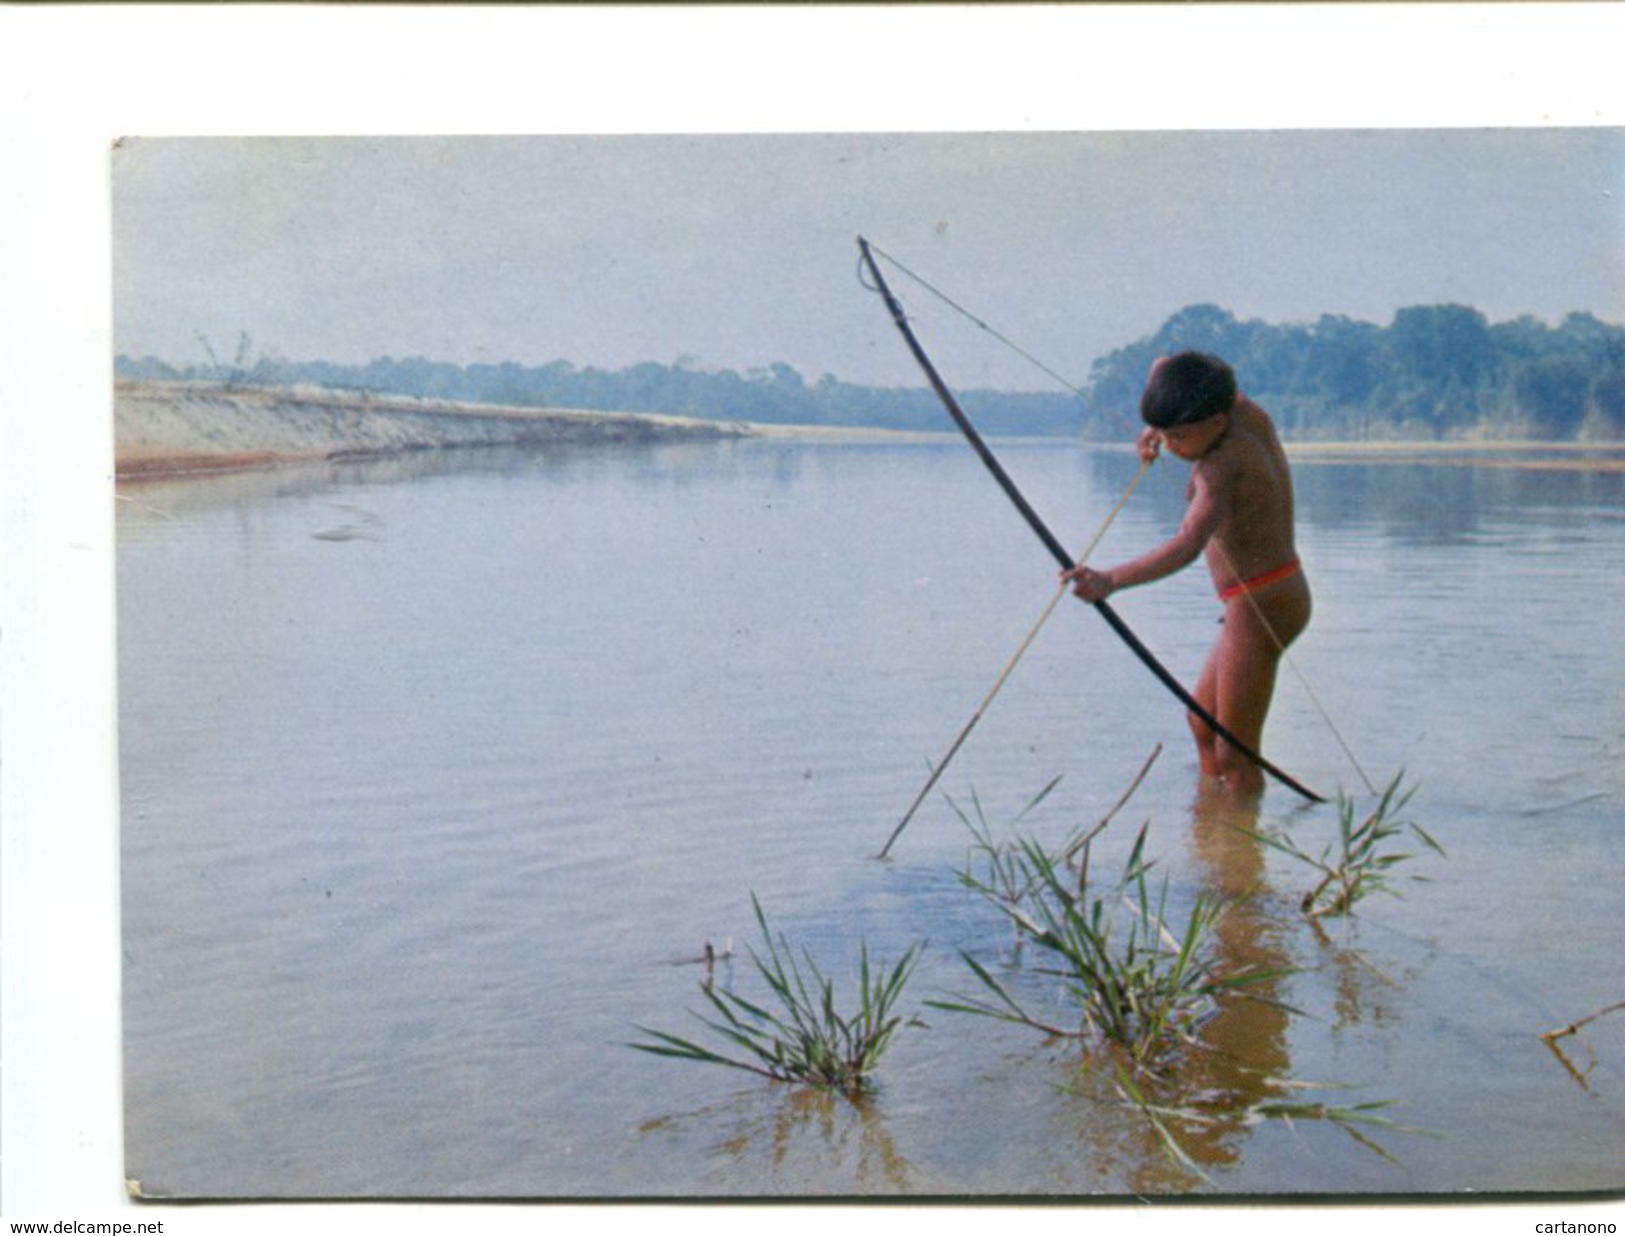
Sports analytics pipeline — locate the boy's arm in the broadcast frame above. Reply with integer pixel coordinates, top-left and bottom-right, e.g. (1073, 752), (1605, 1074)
(1065, 466), (1222, 599)
(1113, 470), (1221, 588)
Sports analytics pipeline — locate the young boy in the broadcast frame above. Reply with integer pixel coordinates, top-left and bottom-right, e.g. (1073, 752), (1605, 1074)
(1063, 352), (1311, 797)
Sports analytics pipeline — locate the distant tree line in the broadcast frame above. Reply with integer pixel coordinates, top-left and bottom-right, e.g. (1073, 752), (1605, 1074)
(1083, 303), (1625, 441)
(118, 302), (1625, 441)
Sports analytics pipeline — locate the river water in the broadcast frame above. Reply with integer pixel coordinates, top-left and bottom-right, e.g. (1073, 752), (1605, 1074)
(118, 437), (1625, 1198)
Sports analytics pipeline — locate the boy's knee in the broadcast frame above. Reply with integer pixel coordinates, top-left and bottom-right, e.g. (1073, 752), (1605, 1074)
(1186, 709), (1213, 739)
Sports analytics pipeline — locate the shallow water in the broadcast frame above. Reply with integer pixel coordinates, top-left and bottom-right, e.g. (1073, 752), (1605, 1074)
(118, 438), (1625, 1198)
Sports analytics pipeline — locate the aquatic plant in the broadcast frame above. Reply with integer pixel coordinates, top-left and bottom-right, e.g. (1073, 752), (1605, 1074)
(949, 749), (1162, 952)
(935, 818), (1286, 1072)
(1108, 1066), (1431, 1182)
(1541, 998), (1625, 1090)
(630, 895), (925, 1099)
(1253, 771), (1444, 918)
(1544, 997), (1625, 1043)
(948, 774), (1065, 948)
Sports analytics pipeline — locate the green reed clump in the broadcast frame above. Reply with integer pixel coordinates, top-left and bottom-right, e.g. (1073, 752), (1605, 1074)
(949, 774), (1065, 947)
(1254, 771), (1444, 918)
(630, 895), (924, 1098)
(935, 819), (1285, 1072)
(949, 749), (1160, 954)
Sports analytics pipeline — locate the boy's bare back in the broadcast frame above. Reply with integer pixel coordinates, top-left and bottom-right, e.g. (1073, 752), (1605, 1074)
(1193, 395), (1299, 594)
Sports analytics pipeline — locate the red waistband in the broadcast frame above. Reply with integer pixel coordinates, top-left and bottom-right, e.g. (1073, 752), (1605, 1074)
(1219, 558), (1301, 602)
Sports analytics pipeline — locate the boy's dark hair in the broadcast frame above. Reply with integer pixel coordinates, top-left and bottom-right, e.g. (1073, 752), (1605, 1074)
(1140, 352), (1238, 428)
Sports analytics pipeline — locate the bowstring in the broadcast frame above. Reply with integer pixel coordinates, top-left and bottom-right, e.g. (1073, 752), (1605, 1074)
(863, 241), (1087, 399)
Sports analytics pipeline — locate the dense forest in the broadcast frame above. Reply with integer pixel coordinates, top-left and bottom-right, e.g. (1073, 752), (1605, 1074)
(1082, 303), (1625, 441)
(117, 302), (1625, 441)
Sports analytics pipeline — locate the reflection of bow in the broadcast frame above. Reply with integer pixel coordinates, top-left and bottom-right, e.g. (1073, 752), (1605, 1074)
(858, 237), (1323, 804)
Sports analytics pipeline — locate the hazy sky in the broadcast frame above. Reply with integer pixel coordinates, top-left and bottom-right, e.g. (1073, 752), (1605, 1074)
(113, 129), (1625, 392)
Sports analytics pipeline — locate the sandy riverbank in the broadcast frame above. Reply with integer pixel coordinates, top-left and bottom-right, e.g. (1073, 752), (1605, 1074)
(1285, 439), (1625, 472)
(113, 380), (764, 478)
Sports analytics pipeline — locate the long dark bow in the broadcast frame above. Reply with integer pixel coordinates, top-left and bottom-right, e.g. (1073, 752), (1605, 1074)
(858, 236), (1323, 804)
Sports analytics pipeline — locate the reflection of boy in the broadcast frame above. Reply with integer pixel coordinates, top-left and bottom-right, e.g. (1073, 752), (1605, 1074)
(1063, 352), (1312, 797)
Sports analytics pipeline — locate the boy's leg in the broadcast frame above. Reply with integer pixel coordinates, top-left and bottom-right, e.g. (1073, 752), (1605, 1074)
(1210, 611), (1281, 797)
(1188, 647), (1224, 780)
(1210, 578), (1312, 796)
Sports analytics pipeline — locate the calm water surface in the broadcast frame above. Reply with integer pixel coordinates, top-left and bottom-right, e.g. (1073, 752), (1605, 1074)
(118, 439), (1625, 1197)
